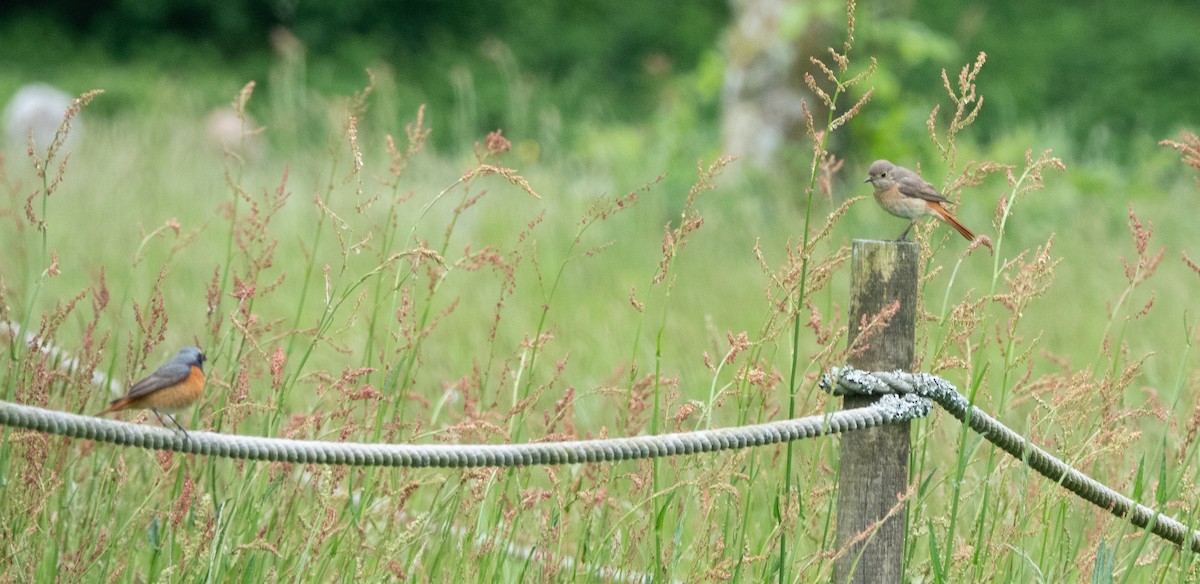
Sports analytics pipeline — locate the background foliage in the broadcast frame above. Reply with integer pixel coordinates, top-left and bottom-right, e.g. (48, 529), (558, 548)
(1, 0), (1200, 582)
(2, 0), (1197, 156)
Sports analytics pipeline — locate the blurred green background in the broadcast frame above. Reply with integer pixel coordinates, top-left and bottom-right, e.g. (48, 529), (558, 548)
(3, 0), (1197, 160)
(3, 0), (1199, 423)
(2, 0), (1198, 403)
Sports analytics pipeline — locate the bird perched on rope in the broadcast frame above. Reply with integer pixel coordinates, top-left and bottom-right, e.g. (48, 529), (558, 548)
(96, 347), (206, 437)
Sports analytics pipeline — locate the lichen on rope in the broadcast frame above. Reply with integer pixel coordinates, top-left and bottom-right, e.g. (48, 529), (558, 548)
(0, 393), (930, 467)
(4, 365), (1196, 554)
(820, 365), (1200, 554)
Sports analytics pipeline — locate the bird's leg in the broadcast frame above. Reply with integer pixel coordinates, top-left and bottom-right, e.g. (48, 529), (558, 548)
(896, 220), (916, 241)
(152, 409), (190, 440)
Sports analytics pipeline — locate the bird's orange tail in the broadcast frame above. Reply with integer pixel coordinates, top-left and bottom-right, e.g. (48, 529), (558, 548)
(95, 398), (131, 417)
(930, 203), (975, 241)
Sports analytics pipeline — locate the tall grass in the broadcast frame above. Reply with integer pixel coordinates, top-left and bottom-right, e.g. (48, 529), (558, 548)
(2, 7), (1200, 582)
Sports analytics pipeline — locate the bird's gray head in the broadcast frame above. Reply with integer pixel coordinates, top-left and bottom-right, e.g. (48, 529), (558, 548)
(864, 160), (897, 188)
(176, 346), (206, 369)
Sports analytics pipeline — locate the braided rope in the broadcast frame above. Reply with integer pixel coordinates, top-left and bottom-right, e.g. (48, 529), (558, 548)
(0, 394), (931, 467)
(821, 366), (1200, 554)
(6, 367), (1194, 553)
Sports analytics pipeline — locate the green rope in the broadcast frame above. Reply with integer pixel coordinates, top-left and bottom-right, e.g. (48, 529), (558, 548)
(0, 394), (930, 467)
(9, 367), (1190, 554)
(821, 366), (1200, 554)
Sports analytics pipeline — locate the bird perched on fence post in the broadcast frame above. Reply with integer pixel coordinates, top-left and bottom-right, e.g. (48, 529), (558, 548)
(96, 347), (206, 438)
(864, 159), (976, 242)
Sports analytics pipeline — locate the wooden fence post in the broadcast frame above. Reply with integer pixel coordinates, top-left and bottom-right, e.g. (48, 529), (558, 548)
(833, 240), (918, 583)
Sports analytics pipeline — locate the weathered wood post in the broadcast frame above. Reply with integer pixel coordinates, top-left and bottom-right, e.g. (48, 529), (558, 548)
(833, 240), (918, 583)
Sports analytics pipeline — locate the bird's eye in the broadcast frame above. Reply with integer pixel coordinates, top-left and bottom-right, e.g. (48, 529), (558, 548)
(881, 172), (887, 177)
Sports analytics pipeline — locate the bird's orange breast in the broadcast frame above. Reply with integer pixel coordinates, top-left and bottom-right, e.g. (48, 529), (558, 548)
(134, 366), (206, 411)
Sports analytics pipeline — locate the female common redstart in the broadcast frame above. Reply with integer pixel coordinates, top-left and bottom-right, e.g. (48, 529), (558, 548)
(97, 346), (206, 436)
(864, 160), (975, 242)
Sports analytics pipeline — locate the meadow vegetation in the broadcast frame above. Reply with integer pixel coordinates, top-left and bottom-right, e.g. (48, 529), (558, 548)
(2, 4), (1200, 583)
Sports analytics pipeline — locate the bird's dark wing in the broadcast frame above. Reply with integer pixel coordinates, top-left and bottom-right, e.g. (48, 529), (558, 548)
(896, 174), (951, 204)
(122, 362), (193, 400)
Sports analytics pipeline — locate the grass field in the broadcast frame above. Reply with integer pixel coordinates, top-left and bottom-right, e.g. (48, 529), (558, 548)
(2, 35), (1200, 583)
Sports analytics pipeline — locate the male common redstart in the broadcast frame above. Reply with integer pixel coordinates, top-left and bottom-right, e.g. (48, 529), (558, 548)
(864, 160), (975, 242)
(96, 346), (206, 436)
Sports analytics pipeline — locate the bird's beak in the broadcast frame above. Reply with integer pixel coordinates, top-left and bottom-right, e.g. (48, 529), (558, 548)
(863, 176), (872, 183)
